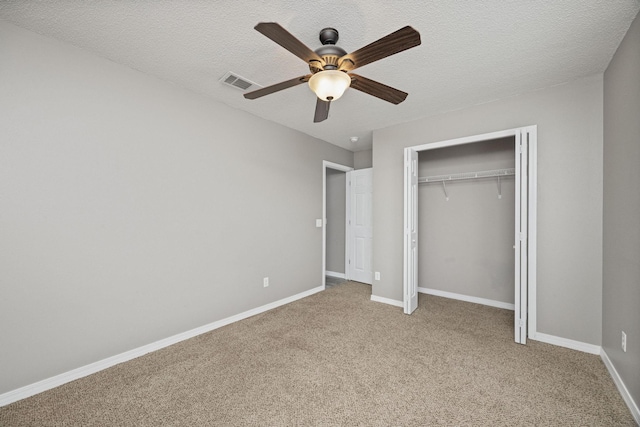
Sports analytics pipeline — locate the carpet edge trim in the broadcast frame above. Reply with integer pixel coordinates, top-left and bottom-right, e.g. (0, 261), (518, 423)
(0, 285), (324, 407)
(601, 348), (640, 425)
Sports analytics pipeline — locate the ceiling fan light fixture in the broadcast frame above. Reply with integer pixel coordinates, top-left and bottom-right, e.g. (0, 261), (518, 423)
(244, 23), (421, 122)
(308, 70), (351, 101)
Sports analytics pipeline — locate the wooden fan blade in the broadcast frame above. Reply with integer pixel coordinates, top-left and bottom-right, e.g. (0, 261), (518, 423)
(314, 98), (330, 123)
(244, 75), (311, 99)
(339, 26), (421, 71)
(255, 22), (324, 65)
(349, 74), (408, 104)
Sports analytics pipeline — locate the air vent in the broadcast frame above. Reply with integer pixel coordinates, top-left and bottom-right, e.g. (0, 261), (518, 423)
(220, 72), (261, 91)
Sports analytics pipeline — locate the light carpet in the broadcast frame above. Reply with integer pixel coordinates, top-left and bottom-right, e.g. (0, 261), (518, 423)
(0, 282), (635, 426)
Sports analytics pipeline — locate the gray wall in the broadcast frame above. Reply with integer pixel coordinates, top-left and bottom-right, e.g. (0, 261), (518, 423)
(0, 21), (353, 394)
(326, 169), (346, 274)
(419, 138), (515, 304)
(603, 11), (640, 409)
(354, 149), (373, 169)
(372, 74), (604, 345)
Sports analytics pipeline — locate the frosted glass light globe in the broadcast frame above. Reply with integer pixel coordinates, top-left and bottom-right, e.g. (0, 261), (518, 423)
(308, 70), (351, 101)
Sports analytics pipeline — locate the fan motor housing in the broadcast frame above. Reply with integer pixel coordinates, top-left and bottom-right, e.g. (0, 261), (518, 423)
(311, 28), (348, 73)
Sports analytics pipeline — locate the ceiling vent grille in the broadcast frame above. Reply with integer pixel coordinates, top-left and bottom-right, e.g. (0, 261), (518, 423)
(220, 72), (261, 91)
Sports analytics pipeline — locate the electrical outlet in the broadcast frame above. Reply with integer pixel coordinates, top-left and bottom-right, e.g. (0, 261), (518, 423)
(263, 277), (269, 288)
(374, 272), (381, 281)
(622, 331), (627, 352)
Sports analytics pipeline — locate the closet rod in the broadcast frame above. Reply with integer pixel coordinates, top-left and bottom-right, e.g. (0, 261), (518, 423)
(418, 168), (515, 184)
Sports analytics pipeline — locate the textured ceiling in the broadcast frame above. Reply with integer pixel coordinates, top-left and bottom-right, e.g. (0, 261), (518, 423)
(1, 1), (638, 151)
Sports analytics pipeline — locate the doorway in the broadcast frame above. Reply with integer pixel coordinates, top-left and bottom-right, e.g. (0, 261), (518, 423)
(403, 127), (537, 344)
(322, 161), (353, 289)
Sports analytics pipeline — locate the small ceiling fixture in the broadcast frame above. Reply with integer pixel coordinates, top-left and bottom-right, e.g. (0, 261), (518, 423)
(244, 23), (421, 123)
(350, 136), (359, 143)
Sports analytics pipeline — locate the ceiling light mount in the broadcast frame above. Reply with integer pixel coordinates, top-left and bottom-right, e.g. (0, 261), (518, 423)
(319, 27), (339, 45)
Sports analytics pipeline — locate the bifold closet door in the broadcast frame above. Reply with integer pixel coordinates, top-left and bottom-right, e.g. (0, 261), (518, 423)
(404, 148), (418, 314)
(514, 130), (529, 344)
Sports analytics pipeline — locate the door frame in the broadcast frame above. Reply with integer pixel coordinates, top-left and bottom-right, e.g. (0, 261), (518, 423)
(402, 126), (538, 343)
(322, 161), (354, 289)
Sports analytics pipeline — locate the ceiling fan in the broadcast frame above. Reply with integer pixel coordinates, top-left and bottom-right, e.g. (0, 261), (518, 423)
(243, 23), (421, 123)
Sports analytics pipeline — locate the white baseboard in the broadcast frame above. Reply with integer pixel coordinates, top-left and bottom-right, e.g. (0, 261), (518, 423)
(370, 294), (403, 308)
(0, 285), (324, 407)
(418, 287), (515, 311)
(325, 271), (346, 279)
(600, 349), (640, 424)
(530, 332), (601, 355)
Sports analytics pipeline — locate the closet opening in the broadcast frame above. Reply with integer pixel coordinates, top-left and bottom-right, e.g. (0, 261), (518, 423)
(420, 137), (516, 308)
(403, 127), (537, 344)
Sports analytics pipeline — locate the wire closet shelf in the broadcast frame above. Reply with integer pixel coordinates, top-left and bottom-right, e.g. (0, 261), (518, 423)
(418, 168), (515, 200)
(418, 168), (515, 184)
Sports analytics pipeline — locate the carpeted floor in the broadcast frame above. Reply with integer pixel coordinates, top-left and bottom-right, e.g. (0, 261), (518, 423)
(0, 282), (635, 426)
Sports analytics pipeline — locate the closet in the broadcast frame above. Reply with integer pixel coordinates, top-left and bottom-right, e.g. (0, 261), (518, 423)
(418, 137), (516, 312)
(404, 126), (535, 344)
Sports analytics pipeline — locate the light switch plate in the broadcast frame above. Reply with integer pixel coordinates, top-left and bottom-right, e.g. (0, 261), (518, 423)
(316, 219), (323, 227)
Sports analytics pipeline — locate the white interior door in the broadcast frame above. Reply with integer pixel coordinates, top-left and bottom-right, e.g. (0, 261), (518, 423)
(403, 149), (418, 314)
(348, 168), (373, 284)
(514, 131), (528, 344)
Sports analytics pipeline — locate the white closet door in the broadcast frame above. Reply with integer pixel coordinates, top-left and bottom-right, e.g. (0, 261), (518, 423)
(348, 169), (373, 284)
(404, 149), (419, 314)
(514, 131), (528, 344)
